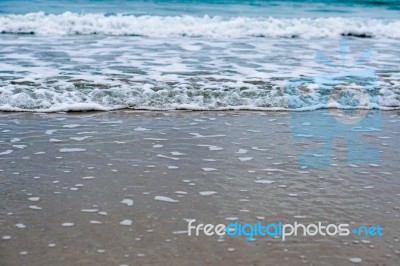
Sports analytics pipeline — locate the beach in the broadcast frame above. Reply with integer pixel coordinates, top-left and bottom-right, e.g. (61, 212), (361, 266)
(1, 0), (400, 265)
(0, 110), (399, 265)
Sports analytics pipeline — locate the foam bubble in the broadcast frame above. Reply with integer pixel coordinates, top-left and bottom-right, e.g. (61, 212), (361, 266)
(120, 219), (133, 226)
(0, 150), (13, 155)
(59, 148), (86, 152)
(254, 180), (275, 184)
(121, 199), (134, 206)
(199, 191), (217, 196)
(28, 197), (40, 202)
(61, 222), (74, 227)
(349, 258), (362, 263)
(154, 196), (179, 203)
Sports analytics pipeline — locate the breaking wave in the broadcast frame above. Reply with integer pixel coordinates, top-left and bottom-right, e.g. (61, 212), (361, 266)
(1, 12), (400, 38)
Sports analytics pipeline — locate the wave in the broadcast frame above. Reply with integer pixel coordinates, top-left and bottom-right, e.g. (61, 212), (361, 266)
(1, 12), (400, 38)
(0, 80), (399, 112)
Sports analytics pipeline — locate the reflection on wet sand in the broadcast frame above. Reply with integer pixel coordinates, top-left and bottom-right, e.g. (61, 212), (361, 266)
(0, 110), (399, 265)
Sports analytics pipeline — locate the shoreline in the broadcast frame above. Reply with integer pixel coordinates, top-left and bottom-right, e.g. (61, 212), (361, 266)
(1, 105), (399, 113)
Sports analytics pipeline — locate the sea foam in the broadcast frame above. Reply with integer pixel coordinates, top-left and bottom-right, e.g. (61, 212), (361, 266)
(0, 12), (399, 38)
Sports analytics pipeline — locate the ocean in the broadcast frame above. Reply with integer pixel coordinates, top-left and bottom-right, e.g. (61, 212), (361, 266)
(1, 2), (400, 265)
(0, 0), (399, 112)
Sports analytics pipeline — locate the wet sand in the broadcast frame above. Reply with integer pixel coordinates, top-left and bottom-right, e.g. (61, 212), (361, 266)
(0, 110), (399, 266)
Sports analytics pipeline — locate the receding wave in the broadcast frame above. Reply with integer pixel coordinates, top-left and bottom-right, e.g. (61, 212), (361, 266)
(1, 12), (400, 38)
(0, 79), (399, 112)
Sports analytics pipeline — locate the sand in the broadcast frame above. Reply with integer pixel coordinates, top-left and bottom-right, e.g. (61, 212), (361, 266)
(0, 110), (399, 265)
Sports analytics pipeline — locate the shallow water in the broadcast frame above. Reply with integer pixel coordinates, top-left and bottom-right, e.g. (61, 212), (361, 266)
(0, 0), (399, 112)
(0, 35), (399, 111)
(0, 110), (399, 265)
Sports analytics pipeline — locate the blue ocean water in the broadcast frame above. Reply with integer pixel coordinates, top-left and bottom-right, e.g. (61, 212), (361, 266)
(0, 0), (399, 111)
(1, 0), (400, 18)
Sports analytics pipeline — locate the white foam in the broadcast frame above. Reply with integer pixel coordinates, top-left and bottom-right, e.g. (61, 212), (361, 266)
(202, 168), (217, 172)
(70, 136), (92, 141)
(61, 222), (74, 227)
(0, 76), (398, 112)
(81, 209), (98, 213)
(254, 180), (275, 184)
(1, 13), (399, 38)
(349, 258), (362, 263)
(45, 130), (57, 135)
(199, 191), (217, 196)
(82, 176), (95, 180)
(236, 149), (248, 154)
(264, 168), (287, 172)
(190, 133), (226, 138)
(197, 145), (223, 151)
(0, 16), (399, 113)
(173, 230), (188, 234)
(28, 197), (40, 202)
(238, 157), (253, 162)
(77, 131), (97, 135)
(154, 196), (179, 203)
(15, 223), (26, 229)
(170, 151), (185, 156)
(63, 124), (81, 128)
(134, 127), (150, 131)
(13, 145), (26, 149)
(174, 191), (188, 195)
(120, 219), (133, 226)
(157, 154), (179, 160)
(121, 199), (134, 206)
(59, 148), (86, 152)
